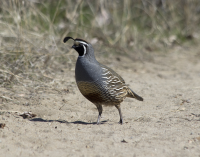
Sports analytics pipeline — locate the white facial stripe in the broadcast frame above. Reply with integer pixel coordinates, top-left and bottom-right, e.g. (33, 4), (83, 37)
(83, 45), (86, 55)
(77, 44), (87, 58)
(76, 41), (89, 46)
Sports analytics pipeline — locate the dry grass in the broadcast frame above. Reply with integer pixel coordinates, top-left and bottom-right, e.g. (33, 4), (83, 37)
(1, 2), (200, 156)
(0, 0), (200, 88)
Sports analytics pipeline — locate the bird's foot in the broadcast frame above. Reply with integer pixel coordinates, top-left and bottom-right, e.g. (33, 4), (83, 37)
(96, 121), (101, 125)
(96, 114), (101, 125)
(118, 119), (123, 125)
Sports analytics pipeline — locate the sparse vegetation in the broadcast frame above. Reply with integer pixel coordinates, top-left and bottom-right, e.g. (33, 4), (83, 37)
(1, 1), (200, 156)
(0, 0), (200, 86)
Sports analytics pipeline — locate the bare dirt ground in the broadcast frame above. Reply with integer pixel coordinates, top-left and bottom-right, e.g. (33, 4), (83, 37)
(1, 45), (200, 157)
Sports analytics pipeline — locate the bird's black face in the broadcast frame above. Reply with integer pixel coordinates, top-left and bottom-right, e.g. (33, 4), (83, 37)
(63, 37), (89, 57)
(72, 40), (89, 57)
(73, 45), (85, 56)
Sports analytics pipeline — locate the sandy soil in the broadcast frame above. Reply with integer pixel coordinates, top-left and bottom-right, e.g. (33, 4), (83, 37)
(0, 46), (200, 157)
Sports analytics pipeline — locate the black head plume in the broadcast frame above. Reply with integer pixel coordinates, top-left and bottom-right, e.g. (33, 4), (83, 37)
(63, 37), (93, 57)
(63, 37), (74, 43)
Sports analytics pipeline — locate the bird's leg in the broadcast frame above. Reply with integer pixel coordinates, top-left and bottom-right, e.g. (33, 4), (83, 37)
(96, 104), (103, 125)
(115, 104), (123, 124)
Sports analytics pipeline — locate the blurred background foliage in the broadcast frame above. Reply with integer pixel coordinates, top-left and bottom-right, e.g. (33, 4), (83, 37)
(0, 0), (200, 86)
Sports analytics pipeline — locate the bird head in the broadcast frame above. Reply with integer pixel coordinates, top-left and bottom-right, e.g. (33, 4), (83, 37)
(63, 37), (89, 57)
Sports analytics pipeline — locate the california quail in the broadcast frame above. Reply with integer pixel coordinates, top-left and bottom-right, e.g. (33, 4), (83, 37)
(63, 37), (143, 124)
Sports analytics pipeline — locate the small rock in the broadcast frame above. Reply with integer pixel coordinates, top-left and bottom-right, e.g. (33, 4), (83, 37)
(183, 146), (188, 150)
(19, 112), (36, 119)
(0, 123), (6, 129)
(121, 139), (128, 143)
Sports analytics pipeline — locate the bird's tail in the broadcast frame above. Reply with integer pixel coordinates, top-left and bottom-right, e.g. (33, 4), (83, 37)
(127, 88), (143, 101)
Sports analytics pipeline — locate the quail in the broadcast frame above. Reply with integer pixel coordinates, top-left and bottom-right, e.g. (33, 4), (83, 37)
(63, 37), (143, 124)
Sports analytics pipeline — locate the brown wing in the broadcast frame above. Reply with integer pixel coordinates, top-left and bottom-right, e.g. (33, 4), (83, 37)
(99, 63), (125, 84)
(100, 63), (143, 102)
(100, 64), (128, 102)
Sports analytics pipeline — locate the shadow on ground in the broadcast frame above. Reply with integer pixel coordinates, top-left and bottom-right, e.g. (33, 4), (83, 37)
(30, 118), (108, 125)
